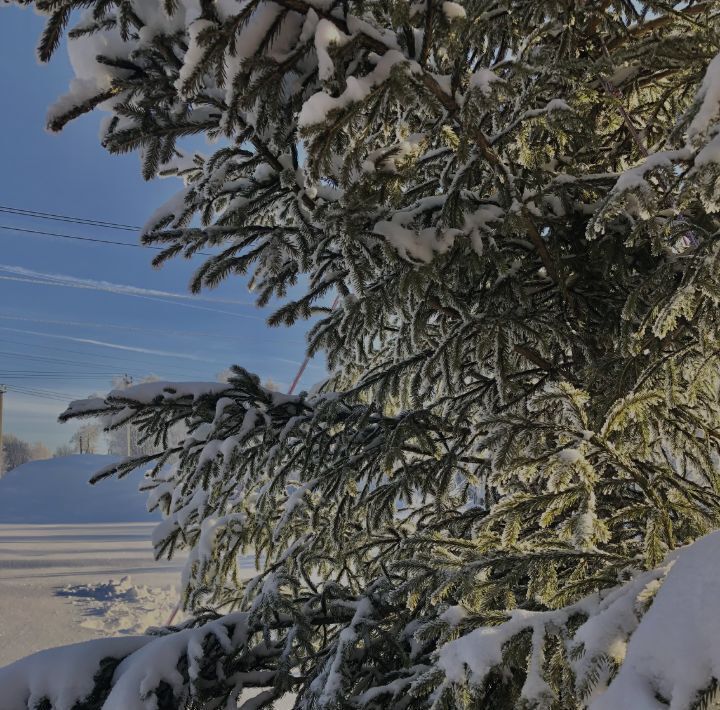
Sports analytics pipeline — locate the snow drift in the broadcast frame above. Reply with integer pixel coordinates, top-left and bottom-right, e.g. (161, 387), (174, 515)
(0, 455), (157, 523)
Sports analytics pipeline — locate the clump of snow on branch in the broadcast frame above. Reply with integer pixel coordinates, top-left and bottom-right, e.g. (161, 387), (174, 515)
(442, 2), (467, 21)
(298, 50), (421, 128)
(436, 532), (720, 708)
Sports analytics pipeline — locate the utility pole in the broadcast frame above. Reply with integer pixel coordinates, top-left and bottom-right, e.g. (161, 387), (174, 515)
(0, 385), (6, 476)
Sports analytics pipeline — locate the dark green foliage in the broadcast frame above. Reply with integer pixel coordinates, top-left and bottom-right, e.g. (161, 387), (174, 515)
(15, 0), (720, 707)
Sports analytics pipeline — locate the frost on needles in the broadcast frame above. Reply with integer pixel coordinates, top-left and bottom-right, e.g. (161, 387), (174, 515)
(5, 1), (720, 708)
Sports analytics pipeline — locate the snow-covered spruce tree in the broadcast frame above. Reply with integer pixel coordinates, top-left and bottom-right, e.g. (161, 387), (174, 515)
(5, 1), (720, 708)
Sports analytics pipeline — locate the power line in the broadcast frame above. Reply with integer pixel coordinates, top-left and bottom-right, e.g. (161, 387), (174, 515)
(6, 384), (79, 397)
(4, 385), (84, 402)
(0, 204), (320, 409)
(0, 349), (124, 369)
(0, 373), (126, 379)
(0, 338), (205, 375)
(0, 369), (122, 377)
(0, 346), (202, 380)
(0, 224), (168, 251)
(0, 223), (214, 257)
(7, 392), (77, 404)
(0, 205), (139, 231)
(0, 348), (148, 372)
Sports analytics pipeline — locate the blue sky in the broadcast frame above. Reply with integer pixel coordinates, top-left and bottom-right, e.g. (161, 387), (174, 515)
(0, 8), (318, 450)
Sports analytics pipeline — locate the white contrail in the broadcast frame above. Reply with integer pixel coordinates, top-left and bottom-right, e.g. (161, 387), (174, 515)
(0, 326), (206, 361)
(0, 264), (254, 307)
(0, 275), (262, 319)
(0, 313), (260, 340)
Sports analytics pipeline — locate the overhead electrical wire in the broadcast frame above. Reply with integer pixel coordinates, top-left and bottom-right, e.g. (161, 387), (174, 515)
(0, 203), (213, 256)
(0, 373), (124, 377)
(6, 384), (81, 397)
(0, 224), (170, 252)
(7, 393), (78, 404)
(0, 337), (209, 377)
(0, 349), (200, 382)
(0, 205), (140, 231)
(0, 348), (149, 373)
(0, 373), (128, 379)
(4, 385), (85, 402)
(0, 343), (187, 372)
(0, 203), (317, 404)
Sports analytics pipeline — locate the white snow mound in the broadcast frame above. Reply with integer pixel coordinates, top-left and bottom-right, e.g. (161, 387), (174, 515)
(56, 576), (179, 636)
(0, 455), (157, 523)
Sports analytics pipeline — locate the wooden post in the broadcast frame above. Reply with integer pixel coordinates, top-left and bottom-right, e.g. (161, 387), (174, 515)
(0, 385), (6, 475)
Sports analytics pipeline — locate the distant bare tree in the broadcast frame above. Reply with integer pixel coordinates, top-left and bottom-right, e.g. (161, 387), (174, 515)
(29, 442), (51, 461)
(2, 434), (32, 473)
(1, 435), (51, 474)
(53, 444), (75, 458)
(71, 424), (101, 455)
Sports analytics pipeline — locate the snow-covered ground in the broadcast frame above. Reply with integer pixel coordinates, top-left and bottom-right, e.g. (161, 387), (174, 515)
(0, 523), (299, 708)
(0, 456), (179, 666)
(0, 523), (183, 667)
(0, 456), (295, 707)
(0, 455), (157, 524)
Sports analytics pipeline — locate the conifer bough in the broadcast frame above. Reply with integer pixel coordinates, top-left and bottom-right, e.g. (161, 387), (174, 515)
(4, 1), (720, 708)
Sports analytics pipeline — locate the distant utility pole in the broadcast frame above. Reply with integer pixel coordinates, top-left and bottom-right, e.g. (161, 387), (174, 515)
(0, 385), (6, 475)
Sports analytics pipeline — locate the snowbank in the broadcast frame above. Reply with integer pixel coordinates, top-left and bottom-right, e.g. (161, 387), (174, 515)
(57, 576), (178, 636)
(0, 455), (157, 523)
